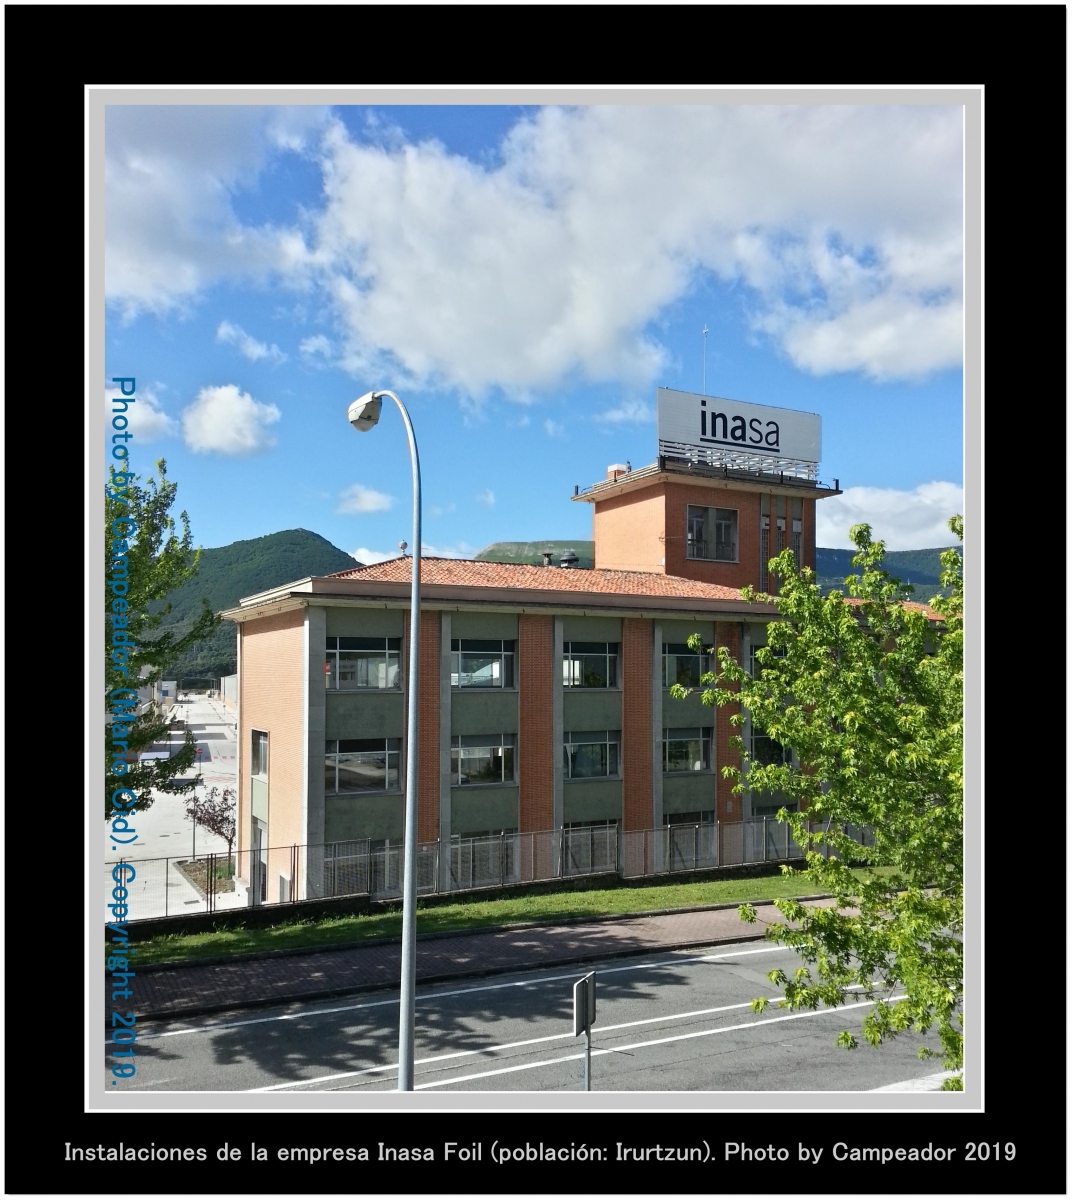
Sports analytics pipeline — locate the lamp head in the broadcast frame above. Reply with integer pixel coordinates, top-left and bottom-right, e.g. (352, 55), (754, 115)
(347, 391), (382, 432)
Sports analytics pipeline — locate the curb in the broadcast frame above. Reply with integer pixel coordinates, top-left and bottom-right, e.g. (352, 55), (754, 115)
(130, 929), (773, 1024)
(133, 894), (832, 974)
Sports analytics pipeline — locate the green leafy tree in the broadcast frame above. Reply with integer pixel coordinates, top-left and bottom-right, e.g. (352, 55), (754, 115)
(105, 460), (220, 818)
(672, 516), (964, 1088)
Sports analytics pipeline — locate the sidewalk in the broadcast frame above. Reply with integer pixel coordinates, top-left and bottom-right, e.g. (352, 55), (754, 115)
(126, 899), (833, 1022)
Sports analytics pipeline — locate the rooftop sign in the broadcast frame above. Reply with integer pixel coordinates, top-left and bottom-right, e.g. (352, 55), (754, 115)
(656, 387), (821, 479)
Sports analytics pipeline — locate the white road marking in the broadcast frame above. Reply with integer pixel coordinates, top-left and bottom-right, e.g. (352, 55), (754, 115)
(247, 987), (878, 1093)
(413, 996), (902, 1091)
(130, 944), (789, 1042)
(246, 998), (766, 1092)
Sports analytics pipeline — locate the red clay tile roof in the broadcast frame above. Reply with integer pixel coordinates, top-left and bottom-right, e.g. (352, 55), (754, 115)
(327, 557), (754, 601)
(322, 557), (945, 619)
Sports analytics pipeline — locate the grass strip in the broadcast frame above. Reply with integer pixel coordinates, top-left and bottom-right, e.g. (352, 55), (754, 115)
(126, 870), (883, 969)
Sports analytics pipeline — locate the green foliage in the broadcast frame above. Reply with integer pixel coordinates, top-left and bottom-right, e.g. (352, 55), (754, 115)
(151, 528), (359, 679)
(674, 516), (964, 1085)
(105, 461), (220, 817)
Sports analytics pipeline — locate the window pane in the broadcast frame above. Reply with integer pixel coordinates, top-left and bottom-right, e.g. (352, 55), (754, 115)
(714, 508), (737, 561)
(577, 654), (609, 687)
(571, 742), (608, 778)
(751, 732), (789, 767)
(324, 759), (336, 793)
(338, 751), (386, 791)
(458, 653), (501, 687)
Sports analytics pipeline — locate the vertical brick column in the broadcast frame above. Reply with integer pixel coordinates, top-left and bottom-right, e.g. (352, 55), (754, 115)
(622, 618), (653, 832)
(714, 621), (741, 821)
(417, 609), (440, 842)
(802, 497), (816, 573)
(518, 614), (554, 833)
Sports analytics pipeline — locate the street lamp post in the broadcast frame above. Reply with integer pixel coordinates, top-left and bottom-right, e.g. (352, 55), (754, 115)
(346, 389), (421, 1092)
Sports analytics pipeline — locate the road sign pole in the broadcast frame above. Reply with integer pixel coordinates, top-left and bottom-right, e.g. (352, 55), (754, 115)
(583, 1029), (590, 1092)
(573, 971), (596, 1092)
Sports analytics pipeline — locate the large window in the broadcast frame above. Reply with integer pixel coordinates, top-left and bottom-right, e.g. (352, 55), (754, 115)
(451, 734), (516, 786)
(663, 727), (713, 774)
(251, 730), (268, 778)
(563, 641), (619, 689)
(325, 738), (401, 793)
(662, 642), (711, 688)
(326, 637), (401, 690)
(451, 639), (515, 688)
(564, 730), (620, 779)
(686, 504), (738, 562)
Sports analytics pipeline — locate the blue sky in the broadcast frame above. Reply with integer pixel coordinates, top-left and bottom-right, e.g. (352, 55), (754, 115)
(105, 102), (964, 556)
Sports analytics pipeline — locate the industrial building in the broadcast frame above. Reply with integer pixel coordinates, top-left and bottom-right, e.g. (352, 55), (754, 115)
(223, 388), (842, 901)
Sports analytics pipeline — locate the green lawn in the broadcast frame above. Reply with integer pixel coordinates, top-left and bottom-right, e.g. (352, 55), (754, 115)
(126, 871), (865, 968)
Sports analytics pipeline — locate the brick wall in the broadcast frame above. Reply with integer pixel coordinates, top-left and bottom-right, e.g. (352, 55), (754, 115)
(593, 486), (666, 572)
(621, 618), (653, 831)
(663, 482), (762, 590)
(518, 614), (554, 832)
(416, 609), (440, 841)
(238, 609), (305, 888)
(802, 497), (816, 572)
(713, 621), (742, 821)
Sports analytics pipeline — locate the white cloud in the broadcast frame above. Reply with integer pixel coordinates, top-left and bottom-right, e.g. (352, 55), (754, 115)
(474, 488), (495, 507)
(105, 383), (177, 441)
(299, 334), (333, 359)
(429, 501), (456, 518)
(816, 481), (963, 550)
(337, 483), (395, 514)
(216, 320), (286, 364)
(594, 399), (653, 424)
(307, 106), (962, 393)
(422, 541), (478, 559)
(350, 547), (398, 565)
(543, 419), (564, 438)
(108, 105), (962, 387)
(104, 105), (330, 316)
(181, 384), (280, 455)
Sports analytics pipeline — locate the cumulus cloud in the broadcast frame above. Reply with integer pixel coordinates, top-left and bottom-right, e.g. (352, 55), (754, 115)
(337, 483), (395, 514)
(350, 547), (398, 565)
(181, 384), (280, 454)
(105, 383), (177, 441)
(299, 334), (333, 359)
(594, 399), (653, 424)
(474, 488), (495, 507)
(543, 419), (564, 437)
(107, 104), (962, 388)
(216, 320), (286, 364)
(308, 106), (962, 393)
(104, 105), (330, 316)
(816, 481), (963, 550)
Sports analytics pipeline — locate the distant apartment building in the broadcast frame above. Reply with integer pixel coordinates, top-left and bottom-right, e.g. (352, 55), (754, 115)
(223, 389), (843, 903)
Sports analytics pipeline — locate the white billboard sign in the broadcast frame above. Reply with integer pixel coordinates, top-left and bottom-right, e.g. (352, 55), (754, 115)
(656, 387), (821, 477)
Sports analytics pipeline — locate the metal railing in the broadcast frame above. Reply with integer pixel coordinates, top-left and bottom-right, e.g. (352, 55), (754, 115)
(105, 819), (875, 924)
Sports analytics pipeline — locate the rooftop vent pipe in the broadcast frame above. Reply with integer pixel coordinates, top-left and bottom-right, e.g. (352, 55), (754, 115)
(559, 549), (579, 569)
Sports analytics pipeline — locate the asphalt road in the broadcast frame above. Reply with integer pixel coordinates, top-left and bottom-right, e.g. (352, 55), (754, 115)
(115, 943), (947, 1093)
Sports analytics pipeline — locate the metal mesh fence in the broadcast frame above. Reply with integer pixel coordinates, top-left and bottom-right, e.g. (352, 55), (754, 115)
(106, 819), (875, 923)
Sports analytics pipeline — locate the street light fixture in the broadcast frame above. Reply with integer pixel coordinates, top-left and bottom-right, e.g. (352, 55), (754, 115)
(346, 389), (421, 1092)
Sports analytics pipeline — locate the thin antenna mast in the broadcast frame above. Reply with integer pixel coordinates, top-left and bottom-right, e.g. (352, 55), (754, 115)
(701, 324), (709, 395)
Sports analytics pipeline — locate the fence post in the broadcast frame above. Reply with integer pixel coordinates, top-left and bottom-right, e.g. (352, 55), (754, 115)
(762, 817), (767, 862)
(165, 856), (169, 918)
(499, 831), (505, 888)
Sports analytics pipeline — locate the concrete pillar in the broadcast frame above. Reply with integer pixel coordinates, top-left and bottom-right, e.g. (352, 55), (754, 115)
(714, 621), (742, 822)
(417, 609), (440, 843)
(439, 611), (452, 890)
(622, 618), (653, 832)
(552, 616), (564, 833)
(303, 606), (327, 898)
